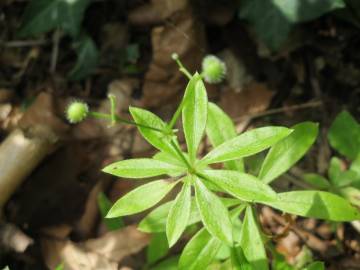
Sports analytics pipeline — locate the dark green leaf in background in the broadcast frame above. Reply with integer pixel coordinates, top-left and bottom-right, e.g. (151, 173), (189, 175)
(328, 110), (360, 160)
(19, 0), (90, 37)
(68, 34), (99, 80)
(147, 233), (169, 265)
(239, 0), (345, 50)
(97, 192), (124, 231)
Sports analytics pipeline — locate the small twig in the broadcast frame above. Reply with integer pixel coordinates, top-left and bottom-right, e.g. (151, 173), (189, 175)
(50, 29), (62, 73)
(1, 39), (48, 48)
(234, 100), (323, 122)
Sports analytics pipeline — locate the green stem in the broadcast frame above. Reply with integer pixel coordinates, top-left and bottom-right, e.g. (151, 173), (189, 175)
(172, 53), (192, 80)
(108, 94), (117, 126)
(169, 139), (192, 170)
(168, 98), (185, 129)
(88, 111), (164, 133)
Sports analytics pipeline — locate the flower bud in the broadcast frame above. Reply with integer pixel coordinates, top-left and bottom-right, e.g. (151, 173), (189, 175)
(201, 55), (226, 84)
(66, 101), (89, 124)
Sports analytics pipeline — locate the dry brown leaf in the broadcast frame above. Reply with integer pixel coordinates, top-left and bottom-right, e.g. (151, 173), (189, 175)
(42, 225), (149, 270)
(220, 82), (274, 120)
(129, 0), (188, 25)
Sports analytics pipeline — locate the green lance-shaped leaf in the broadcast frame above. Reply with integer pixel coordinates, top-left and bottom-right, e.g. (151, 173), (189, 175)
(264, 191), (360, 221)
(239, 206), (269, 270)
(201, 127), (292, 165)
(130, 107), (178, 157)
(259, 122), (318, 183)
(182, 73), (208, 163)
(178, 228), (222, 270)
(102, 158), (186, 179)
(138, 197), (240, 233)
(328, 110), (360, 160)
(106, 180), (178, 218)
(147, 233), (169, 265)
(303, 174), (330, 190)
(206, 102), (244, 171)
(166, 181), (192, 247)
(18, 0), (90, 38)
(201, 170), (277, 203)
(231, 246), (254, 270)
(194, 177), (233, 245)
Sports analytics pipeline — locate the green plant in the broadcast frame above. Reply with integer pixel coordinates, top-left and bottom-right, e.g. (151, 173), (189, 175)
(67, 55), (360, 269)
(238, 0), (346, 50)
(303, 110), (360, 207)
(18, 0), (98, 80)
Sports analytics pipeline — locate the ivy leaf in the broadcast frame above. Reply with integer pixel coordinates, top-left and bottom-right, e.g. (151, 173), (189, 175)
(239, 206), (268, 270)
(68, 34), (99, 80)
(147, 233), (169, 265)
(182, 73), (208, 163)
(106, 180), (178, 218)
(178, 228), (222, 270)
(18, 0), (90, 38)
(239, 0), (345, 50)
(201, 127), (292, 165)
(265, 190), (360, 221)
(303, 174), (331, 190)
(201, 170), (277, 203)
(328, 110), (360, 160)
(166, 181), (192, 247)
(206, 102), (244, 172)
(259, 122), (318, 184)
(130, 107), (179, 157)
(102, 158), (186, 179)
(138, 198), (240, 233)
(97, 192), (124, 230)
(194, 177), (233, 245)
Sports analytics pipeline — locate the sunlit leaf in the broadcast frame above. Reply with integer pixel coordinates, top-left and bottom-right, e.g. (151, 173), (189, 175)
(107, 180), (178, 217)
(166, 181), (191, 247)
(178, 228), (222, 270)
(201, 127), (292, 165)
(239, 206), (268, 270)
(138, 198), (240, 233)
(259, 122), (318, 184)
(201, 170), (277, 203)
(206, 102), (244, 171)
(102, 158), (185, 179)
(265, 190), (360, 221)
(194, 177), (233, 245)
(182, 73), (208, 162)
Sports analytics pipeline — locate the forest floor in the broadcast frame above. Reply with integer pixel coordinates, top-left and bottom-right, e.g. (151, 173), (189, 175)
(1, 0), (360, 269)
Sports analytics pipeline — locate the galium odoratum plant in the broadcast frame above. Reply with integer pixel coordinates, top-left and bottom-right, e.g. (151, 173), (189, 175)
(66, 54), (360, 270)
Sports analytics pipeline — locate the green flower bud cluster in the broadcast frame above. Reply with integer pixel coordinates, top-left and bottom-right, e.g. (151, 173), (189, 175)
(66, 101), (89, 124)
(201, 55), (226, 84)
